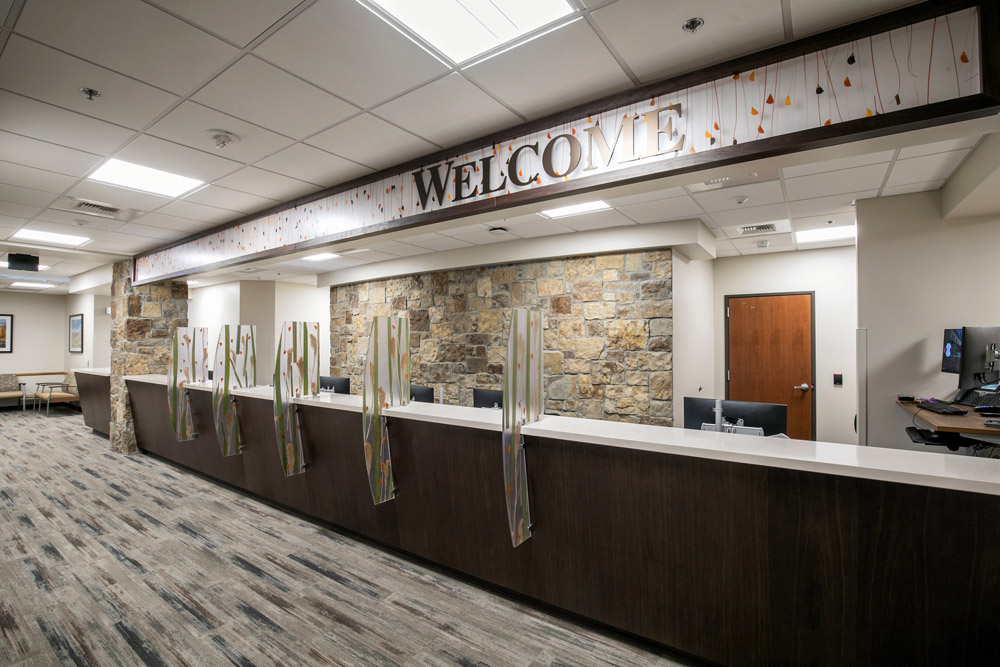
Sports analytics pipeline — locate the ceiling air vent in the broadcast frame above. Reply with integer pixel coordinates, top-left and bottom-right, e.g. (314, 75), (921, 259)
(50, 197), (140, 222)
(739, 223), (777, 235)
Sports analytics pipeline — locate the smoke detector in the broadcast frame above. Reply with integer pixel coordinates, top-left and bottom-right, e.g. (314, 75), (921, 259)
(207, 129), (240, 150)
(757, 240), (770, 249)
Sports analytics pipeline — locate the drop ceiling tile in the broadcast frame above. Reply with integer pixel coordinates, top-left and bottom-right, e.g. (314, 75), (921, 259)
(253, 0), (449, 107)
(0, 215), (27, 230)
(33, 208), (129, 232)
(116, 135), (243, 183)
(784, 163), (890, 200)
(785, 189), (878, 217)
(193, 56), (359, 139)
(592, 0), (785, 82)
(183, 186), (277, 215)
(0, 35), (180, 131)
(618, 195), (703, 223)
(453, 229), (519, 245)
(0, 184), (58, 208)
(305, 114), (437, 170)
(66, 180), (174, 212)
(0, 131), (102, 178)
(717, 249), (741, 257)
(715, 239), (736, 251)
(133, 212), (220, 232)
(605, 186), (688, 208)
(884, 150), (969, 188)
(790, 0), (918, 38)
(880, 179), (946, 197)
(214, 166), (316, 201)
(111, 222), (188, 241)
(738, 243), (797, 255)
(709, 203), (789, 226)
(0, 91), (134, 155)
(15, 0), (240, 95)
(731, 232), (794, 249)
(781, 150), (897, 178)
(254, 144), (373, 187)
(557, 209), (635, 232)
(0, 201), (43, 219)
(367, 240), (432, 257)
(408, 235), (473, 251)
(503, 218), (575, 238)
(0, 160), (77, 194)
(147, 101), (294, 164)
(790, 211), (857, 232)
(343, 250), (399, 263)
(691, 180), (785, 212)
(897, 135), (982, 159)
(439, 223), (493, 237)
(464, 19), (631, 119)
(373, 73), (520, 148)
(149, 0), (302, 46)
(157, 199), (241, 223)
(400, 231), (447, 244)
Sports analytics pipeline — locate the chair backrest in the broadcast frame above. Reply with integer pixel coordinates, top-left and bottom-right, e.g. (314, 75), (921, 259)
(0, 374), (20, 392)
(319, 376), (350, 393)
(63, 372), (78, 396)
(409, 385), (433, 403)
(473, 388), (503, 409)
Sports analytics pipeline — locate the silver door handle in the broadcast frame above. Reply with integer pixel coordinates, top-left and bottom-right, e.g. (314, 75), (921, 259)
(794, 384), (810, 391)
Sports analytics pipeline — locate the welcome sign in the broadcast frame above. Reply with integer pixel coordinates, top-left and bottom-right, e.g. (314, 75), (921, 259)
(134, 7), (982, 284)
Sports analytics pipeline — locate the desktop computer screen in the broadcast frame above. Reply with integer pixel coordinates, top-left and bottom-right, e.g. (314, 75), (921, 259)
(941, 328), (962, 374)
(682, 397), (788, 437)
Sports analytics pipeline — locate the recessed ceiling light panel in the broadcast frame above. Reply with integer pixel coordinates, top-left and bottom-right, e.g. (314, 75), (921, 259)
(0, 261), (50, 270)
(302, 252), (341, 261)
(369, 0), (574, 64)
(12, 229), (90, 247)
(539, 200), (611, 218)
(796, 225), (857, 244)
(10, 281), (54, 289)
(89, 159), (203, 198)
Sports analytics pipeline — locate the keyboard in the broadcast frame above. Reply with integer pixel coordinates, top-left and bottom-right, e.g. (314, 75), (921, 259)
(918, 402), (967, 415)
(959, 391), (999, 407)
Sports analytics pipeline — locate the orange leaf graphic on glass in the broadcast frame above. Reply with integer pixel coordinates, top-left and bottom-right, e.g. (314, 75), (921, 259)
(750, 107), (759, 115)
(844, 76), (852, 87)
(766, 94), (774, 104)
(749, 71), (755, 82)
(785, 95), (791, 106)
(960, 51), (969, 64)
(757, 125), (765, 134)
(713, 122), (720, 131)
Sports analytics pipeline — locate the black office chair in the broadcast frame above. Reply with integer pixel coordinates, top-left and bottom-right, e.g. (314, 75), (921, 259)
(473, 388), (503, 409)
(410, 385), (433, 403)
(320, 376), (350, 394)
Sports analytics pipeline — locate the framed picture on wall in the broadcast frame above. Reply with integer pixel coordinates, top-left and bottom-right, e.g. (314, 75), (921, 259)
(0, 313), (11, 353)
(69, 313), (83, 353)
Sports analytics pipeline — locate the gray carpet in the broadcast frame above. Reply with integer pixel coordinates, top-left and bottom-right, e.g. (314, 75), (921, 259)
(0, 409), (685, 666)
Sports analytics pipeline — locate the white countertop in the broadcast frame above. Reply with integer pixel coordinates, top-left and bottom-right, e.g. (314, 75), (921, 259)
(119, 373), (1000, 495)
(73, 367), (110, 376)
(383, 401), (503, 432)
(230, 385), (276, 399)
(521, 415), (1000, 496)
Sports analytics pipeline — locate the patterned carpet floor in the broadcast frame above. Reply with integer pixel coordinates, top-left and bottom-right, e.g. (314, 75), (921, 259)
(0, 409), (688, 667)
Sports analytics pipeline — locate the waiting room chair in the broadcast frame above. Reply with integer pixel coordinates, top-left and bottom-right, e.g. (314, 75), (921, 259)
(34, 372), (79, 416)
(0, 374), (25, 410)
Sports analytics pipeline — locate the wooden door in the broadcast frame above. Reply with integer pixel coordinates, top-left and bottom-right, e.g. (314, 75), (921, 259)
(726, 293), (814, 440)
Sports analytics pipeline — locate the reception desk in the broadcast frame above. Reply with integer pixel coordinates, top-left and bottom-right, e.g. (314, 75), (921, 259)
(74, 368), (111, 436)
(123, 375), (1000, 666)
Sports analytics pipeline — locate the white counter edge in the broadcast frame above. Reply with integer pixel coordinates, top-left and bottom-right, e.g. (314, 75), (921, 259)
(73, 368), (111, 376)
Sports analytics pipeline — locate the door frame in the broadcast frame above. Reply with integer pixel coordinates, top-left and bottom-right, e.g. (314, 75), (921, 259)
(724, 291), (817, 440)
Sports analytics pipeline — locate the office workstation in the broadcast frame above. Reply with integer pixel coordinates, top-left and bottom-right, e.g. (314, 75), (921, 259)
(3, 1), (1000, 665)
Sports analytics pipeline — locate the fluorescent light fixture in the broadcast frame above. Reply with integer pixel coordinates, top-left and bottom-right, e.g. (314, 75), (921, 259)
(795, 225), (857, 244)
(10, 282), (54, 289)
(89, 158), (203, 197)
(302, 252), (341, 261)
(369, 0), (574, 64)
(539, 200), (611, 218)
(12, 228), (90, 246)
(0, 261), (49, 270)
(187, 280), (200, 285)
(341, 248), (370, 255)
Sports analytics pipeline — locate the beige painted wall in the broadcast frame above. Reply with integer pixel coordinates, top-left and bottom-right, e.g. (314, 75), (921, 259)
(712, 246), (858, 444)
(188, 282), (241, 352)
(274, 282), (331, 380)
(0, 292), (68, 393)
(672, 251), (715, 426)
(857, 191), (1000, 450)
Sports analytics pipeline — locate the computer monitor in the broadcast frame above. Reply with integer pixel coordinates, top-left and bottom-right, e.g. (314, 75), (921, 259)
(958, 326), (1000, 391)
(473, 388), (503, 409)
(941, 328), (962, 374)
(319, 376), (350, 393)
(410, 385), (433, 403)
(683, 396), (788, 436)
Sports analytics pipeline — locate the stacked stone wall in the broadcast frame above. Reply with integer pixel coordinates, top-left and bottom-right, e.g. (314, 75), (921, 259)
(109, 260), (188, 452)
(330, 249), (673, 425)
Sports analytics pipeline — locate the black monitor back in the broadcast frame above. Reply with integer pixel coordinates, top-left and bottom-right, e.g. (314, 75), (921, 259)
(410, 385), (433, 403)
(319, 376), (350, 393)
(683, 396), (787, 436)
(959, 326), (1000, 390)
(473, 388), (503, 409)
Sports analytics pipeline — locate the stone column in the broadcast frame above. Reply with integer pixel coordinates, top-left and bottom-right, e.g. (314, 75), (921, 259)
(109, 259), (188, 453)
